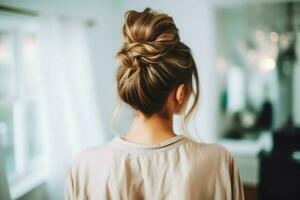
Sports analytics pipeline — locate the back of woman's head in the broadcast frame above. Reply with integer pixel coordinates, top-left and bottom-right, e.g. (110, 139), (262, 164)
(116, 8), (199, 123)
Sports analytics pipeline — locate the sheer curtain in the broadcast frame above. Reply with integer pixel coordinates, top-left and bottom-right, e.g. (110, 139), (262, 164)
(37, 14), (111, 200)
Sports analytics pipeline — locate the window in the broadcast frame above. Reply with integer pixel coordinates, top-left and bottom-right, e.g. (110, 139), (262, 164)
(0, 13), (45, 197)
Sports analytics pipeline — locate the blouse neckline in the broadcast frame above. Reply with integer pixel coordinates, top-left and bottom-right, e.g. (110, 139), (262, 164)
(108, 134), (187, 152)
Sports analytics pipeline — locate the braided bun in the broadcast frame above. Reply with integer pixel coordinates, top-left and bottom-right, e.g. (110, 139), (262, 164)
(116, 8), (199, 118)
(118, 8), (179, 69)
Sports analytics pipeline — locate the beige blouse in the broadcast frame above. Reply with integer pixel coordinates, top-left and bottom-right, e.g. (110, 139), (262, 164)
(65, 134), (244, 200)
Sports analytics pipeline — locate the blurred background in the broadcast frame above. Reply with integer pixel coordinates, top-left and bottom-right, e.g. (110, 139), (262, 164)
(0, 0), (300, 199)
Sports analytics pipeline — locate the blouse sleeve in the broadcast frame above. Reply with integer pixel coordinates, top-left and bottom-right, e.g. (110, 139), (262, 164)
(64, 167), (75, 200)
(229, 155), (245, 200)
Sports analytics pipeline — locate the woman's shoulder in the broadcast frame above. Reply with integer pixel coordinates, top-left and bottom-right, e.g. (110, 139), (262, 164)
(70, 143), (114, 172)
(183, 135), (235, 163)
(76, 143), (112, 158)
(65, 143), (116, 197)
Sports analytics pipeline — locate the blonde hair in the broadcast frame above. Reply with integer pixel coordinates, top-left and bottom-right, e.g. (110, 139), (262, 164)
(113, 8), (200, 134)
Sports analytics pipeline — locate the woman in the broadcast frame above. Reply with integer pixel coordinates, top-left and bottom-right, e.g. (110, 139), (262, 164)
(65, 8), (244, 200)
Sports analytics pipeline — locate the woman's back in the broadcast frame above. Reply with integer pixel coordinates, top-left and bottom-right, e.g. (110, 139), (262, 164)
(65, 135), (244, 200)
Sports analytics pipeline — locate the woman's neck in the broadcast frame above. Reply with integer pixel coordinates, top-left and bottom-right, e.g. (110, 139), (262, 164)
(122, 113), (177, 145)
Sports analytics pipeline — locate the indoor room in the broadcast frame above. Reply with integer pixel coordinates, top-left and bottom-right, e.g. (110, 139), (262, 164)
(0, 0), (300, 200)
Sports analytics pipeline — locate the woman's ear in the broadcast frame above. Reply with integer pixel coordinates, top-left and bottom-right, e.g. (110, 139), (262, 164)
(176, 84), (185, 105)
